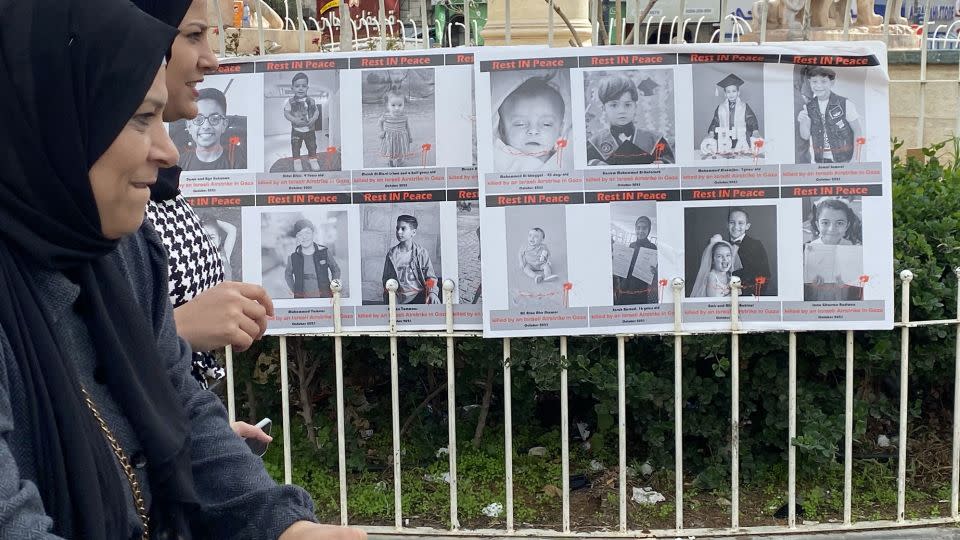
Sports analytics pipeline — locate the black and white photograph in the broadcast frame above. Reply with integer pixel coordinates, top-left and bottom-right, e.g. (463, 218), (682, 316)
(263, 69), (341, 173)
(504, 205), (569, 309)
(802, 196), (864, 301)
(457, 202), (481, 304)
(610, 201), (659, 305)
(684, 205), (778, 298)
(194, 207), (242, 282)
(169, 77), (253, 172)
(583, 68), (676, 166)
(359, 203), (443, 305)
(490, 68), (573, 173)
(259, 210), (349, 300)
(361, 68), (437, 168)
(793, 65), (866, 164)
(691, 63), (765, 160)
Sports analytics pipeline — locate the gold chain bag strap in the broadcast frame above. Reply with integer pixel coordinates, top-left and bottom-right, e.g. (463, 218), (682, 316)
(80, 386), (150, 540)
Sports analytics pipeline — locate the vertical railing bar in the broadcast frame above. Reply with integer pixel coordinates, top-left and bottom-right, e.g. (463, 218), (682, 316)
(505, 0), (512, 45)
(917, 0), (932, 148)
(881, 0), (892, 48)
(504, 337), (515, 532)
(758, 1), (768, 43)
(613, 0), (621, 44)
(720, 0), (729, 42)
(386, 278), (403, 529)
(225, 345), (236, 423)
(590, 0), (599, 45)
(214, 0), (226, 56)
(279, 336), (292, 485)
(464, 0), (472, 46)
(730, 276), (742, 529)
(677, 0), (687, 41)
(633, 0), (641, 45)
(788, 332), (797, 529)
(444, 281), (459, 529)
(897, 270), (914, 522)
(332, 282), (349, 526)
(673, 278), (686, 530)
(952, 267), (960, 520)
(548, 0), (556, 47)
(253, 0), (266, 55)
(844, 330), (855, 526)
(842, 0), (853, 39)
(378, 0), (387, 51)
(340, 1), (353, 51)
(560, 336), (571, 533)
(420, 0), (429, 49)
(295, 0), (305, 52)
(617, 336), (628, 533)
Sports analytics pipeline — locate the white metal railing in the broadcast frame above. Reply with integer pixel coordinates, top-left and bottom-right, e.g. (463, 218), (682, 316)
(208, 0), (960, 536)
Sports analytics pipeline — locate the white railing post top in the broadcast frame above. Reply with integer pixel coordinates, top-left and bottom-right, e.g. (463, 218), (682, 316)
(386, 279), (400, 292)
(730, 275), (742, 289)
(672, 277), (684, 290)
(900, 269), (914, 282)
(443, 279), (456, 293)
(954, 267), (960, 277)
(330, 279), (343, 293)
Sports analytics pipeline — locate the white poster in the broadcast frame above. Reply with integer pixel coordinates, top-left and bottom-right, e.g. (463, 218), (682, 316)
(177, 49), (481, 333)
(475, 42), (893, 337)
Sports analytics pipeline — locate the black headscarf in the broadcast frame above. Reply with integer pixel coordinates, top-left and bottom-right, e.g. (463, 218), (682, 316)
(132, 0), (195, 202)
(0, 0), (198, 538)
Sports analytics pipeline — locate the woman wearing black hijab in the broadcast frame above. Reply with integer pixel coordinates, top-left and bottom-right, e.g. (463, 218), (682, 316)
(137, 0), (279, 398)
(0, 0), (362, 538)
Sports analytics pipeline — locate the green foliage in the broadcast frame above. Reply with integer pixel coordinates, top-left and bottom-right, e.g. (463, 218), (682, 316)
(232, 138), (960, 526)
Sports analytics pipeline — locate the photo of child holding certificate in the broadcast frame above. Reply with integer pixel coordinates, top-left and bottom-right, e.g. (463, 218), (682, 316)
(691, 63), (765, 160)
(583, 69), (676, 166)
(802, 197), (864, 301)
(610, 202), (659, 305)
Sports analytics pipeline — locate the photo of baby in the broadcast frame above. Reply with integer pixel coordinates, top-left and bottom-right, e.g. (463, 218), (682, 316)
(194, 207), (242, 282)
(259, 210), (350, 300)
(684, 205), (778, 298)
(691, 63), (765, 160)
(802, 197), (864, 301)
(583, 68), (676, 166)
(359, 203), (442, 305)
(490, 68), (574, 173)
(504, 205), (569, 309)
(171, 86), (248, 171)
(264, 69), (341, 173)
(361, 68), (437, 168)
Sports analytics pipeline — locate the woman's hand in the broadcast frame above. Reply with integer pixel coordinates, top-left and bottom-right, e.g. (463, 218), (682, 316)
(173, 281), (274, 352)
(230, 421), (272, 443)
(279, 521), (366, 540)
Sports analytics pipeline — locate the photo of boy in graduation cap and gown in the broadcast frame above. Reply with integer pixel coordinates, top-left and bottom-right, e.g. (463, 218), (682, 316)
(586, 74), (675, 166)
(700, 73), (762, 157)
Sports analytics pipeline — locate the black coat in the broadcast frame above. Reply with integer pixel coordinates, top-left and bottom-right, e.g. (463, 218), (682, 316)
(732, 235), (775, 296)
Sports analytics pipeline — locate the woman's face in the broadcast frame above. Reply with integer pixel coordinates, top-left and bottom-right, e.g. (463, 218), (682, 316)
(816, 207), (850, 244)
(712, 244), (733, 272)
(89, 68), (178, 239)
(164, 0), (219, 122)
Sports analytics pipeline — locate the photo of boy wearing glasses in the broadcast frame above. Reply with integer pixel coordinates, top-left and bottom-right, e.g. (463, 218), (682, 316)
(178, 87), (248, 171)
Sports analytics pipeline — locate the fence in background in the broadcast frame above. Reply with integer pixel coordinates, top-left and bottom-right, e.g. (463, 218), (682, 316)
(214, 0), (960, 535)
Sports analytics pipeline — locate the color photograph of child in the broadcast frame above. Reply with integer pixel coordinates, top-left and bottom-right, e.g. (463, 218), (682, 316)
(194, 206), (242, 282)
(361, 68), (437, 169)
(802, 196), (864, 301)
(359, 203), (443, 305)
(504, 206), (569, 309)
(489, 68), (574, 173)
(583, 68), (676, 166)
(259, 210), (350, 300)
(263, 69), (341, 173)
(691, 63), (765, 160)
